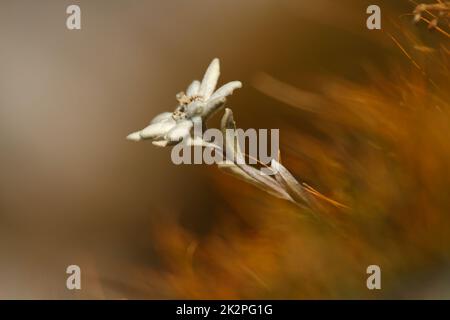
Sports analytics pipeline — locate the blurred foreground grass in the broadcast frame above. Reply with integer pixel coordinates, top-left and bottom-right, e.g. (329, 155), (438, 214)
(138, 4), (450, 299)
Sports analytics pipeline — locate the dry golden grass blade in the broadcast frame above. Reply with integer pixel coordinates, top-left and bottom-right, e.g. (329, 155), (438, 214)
(419, 16), (450, 37)
(302, 183), (349, 209)
(387, 32), (423, 71)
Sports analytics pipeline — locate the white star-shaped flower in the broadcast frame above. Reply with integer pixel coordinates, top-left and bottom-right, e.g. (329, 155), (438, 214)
(127, 58), (242, 146)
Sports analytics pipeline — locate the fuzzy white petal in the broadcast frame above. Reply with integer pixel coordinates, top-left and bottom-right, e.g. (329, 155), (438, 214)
(166, 120), (193, 142)
(150, 112), (173, 124)
(186, 80), (201, 97)
(186, 136), (218, 148)
(210, 81), (242, 100)
(199, 58), (220, 100)
(152, 140), (169, 147)
(140, 119), (176, 139)
(202, 96), (226, 120)
(186, 100), (205, 118)
(126, 131), (142, 141)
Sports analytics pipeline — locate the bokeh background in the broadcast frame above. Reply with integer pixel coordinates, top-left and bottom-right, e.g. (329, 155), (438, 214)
(0, 0), (449, 298)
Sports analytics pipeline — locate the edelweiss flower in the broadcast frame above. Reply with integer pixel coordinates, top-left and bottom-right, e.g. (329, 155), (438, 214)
(126, 58), (242, 146)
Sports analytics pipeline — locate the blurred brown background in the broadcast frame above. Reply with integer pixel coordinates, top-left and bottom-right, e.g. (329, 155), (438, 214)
(1, 0), (449, 299)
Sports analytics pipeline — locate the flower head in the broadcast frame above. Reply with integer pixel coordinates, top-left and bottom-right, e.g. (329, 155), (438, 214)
(126, 58), (242, 146)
